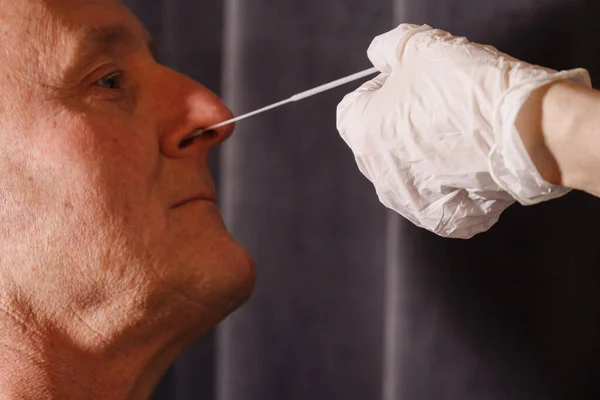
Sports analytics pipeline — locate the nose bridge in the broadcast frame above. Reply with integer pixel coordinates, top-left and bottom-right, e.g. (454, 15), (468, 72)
(181, 75), (232, 124)
(158, 67), (234, 157)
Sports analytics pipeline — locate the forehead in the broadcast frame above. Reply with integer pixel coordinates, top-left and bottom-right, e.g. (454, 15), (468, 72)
(0, 0), (146, 95)
(1, 0), (131, 30)
(0, 0), (142, 61)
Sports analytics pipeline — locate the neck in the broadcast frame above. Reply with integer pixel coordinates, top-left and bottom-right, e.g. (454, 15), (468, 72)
(0, 289), (209, 400)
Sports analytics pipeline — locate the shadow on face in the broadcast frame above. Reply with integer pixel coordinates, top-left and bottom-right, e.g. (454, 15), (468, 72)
(0, 0), (255, 337)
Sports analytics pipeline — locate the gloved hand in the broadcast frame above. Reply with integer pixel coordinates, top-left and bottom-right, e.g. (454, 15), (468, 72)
(337, 23), (591, 239)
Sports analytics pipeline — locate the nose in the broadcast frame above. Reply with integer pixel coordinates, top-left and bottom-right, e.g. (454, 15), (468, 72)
(158, 68), (235, 158)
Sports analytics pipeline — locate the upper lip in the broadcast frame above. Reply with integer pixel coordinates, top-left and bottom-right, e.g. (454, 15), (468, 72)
(171, 193), (218, 209)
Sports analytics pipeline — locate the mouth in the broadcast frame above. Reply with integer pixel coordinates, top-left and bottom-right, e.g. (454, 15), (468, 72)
(171, 194), (218, 209)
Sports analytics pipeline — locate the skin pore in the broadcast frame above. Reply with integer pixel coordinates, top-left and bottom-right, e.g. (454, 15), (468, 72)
(0, 1), (255, 399)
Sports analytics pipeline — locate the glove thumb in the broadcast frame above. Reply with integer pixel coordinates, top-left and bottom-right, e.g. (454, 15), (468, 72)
(336, 24), (433, 152)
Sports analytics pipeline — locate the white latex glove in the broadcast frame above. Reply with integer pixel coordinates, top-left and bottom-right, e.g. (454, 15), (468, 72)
(337, 24), (591, 239)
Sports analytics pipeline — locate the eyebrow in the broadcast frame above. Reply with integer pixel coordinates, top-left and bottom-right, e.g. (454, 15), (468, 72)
(74, 23), (156, 69)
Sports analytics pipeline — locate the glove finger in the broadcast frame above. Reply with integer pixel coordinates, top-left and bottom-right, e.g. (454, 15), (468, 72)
(336, 71), (388, 151)
(338, 24), (434, 151)
(366, 23), (433, 73)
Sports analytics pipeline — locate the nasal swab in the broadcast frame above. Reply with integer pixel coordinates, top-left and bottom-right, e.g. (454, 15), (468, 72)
(185, 67), (379, 140)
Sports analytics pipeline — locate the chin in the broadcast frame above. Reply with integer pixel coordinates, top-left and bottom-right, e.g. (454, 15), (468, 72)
(156, 206), (256, 323)
(166, 233), (256, 320)
(210, 239), (256, 313)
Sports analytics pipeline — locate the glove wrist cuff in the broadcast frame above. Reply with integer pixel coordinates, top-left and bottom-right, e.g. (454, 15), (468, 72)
(489, 68), (591, 205)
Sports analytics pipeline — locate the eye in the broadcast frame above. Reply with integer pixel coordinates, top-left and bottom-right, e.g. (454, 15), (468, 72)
(95, 71), (124, 90)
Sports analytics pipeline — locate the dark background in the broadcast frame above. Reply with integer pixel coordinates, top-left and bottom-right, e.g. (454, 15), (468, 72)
(123, 0), (600, 399)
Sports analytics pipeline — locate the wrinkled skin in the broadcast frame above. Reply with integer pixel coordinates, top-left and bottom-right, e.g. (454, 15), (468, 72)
(0, 0), (255, 398)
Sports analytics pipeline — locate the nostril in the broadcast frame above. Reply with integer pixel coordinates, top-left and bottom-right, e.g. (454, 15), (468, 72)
(178, 130), (218, 149)
(178, 137), (194, 149)
(200, 129), (219, 139)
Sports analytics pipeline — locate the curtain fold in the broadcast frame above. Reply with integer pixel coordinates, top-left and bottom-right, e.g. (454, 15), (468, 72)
(125, 1), (600, 399)
(217, 1), (392, 399)
(383, 1), (600, 399)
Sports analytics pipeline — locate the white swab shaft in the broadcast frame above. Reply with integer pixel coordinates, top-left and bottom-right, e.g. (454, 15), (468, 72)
(290, 67), (378, 101)
(192, 67), (379, 136)
(203, 98), (292, 131)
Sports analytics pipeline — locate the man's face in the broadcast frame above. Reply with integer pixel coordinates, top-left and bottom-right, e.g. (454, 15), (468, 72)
(0, 0), (254, 327)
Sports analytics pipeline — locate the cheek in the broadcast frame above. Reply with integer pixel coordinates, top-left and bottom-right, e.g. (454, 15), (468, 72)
(30, 111), (165, 238)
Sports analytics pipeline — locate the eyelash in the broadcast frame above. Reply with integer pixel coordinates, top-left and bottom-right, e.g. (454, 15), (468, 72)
(94, 71), (124, 90)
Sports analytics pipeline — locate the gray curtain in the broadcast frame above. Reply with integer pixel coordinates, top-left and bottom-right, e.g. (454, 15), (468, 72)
(124, 1), (600, 399)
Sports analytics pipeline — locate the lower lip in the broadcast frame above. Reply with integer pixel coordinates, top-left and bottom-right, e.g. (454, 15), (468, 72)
(175, 198), (217, 209)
